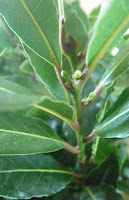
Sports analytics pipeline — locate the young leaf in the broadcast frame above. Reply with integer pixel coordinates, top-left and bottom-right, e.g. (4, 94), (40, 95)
(64, 1), (88, 52)
(0, 0), (61, 67)
(80, 185), (122, 200)
(34, 97), (73, 122)
(88, 5), (101, 32)
(86, 0), (129, 70)
(96, 88), (129, 138)
(33, 97), (75, 131)
(72, 0), (88, 34)
(0, 154), (72, 199)
(0, 113), (64, 154)
(0, 77), (43, 111)
(57, 0), (88, 74)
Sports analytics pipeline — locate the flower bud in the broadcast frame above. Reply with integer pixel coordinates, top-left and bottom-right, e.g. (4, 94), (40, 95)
(74, 70), (82, 79)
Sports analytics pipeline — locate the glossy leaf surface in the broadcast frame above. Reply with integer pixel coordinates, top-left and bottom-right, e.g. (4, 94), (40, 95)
(98, 40), (129, 88)
(0, 0), (66, 100)
(23, 44), (66, 100)
(0, 154), (72, 199)
(64, 1), (88, 52)
(97, 88), (129, 138)
(0, 77), (43, 111)
(86, 0), (129, 69)
(34, 96), (73, 122)
(0, 0), (61, 66)
(0, 113), (64, 154)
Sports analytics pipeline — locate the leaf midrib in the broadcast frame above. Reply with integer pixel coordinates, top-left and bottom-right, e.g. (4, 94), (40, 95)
(100, 52), (129, 86)
(88, 14), (129, 69)
(20, 0), (60, 68)
(33, 103), (72, 123)
(0, 169), (72, 175)
(86, 187), (96, 200)
(98, 108), (129, 131)
(0, 128), (63, 144)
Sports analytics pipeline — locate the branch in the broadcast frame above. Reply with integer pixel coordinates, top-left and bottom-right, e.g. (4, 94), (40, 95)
(83, 129), (97, 144)
(55, 67), (75, 94)
(81, 85), (103, 108)
(64, 142), (79, 154)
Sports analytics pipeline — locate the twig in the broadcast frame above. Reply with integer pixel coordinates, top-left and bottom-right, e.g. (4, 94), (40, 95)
(64, 142), (79, 154)
(83, 129), (97, 144)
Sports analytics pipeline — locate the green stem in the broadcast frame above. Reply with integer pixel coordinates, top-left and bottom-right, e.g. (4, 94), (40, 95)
(73, 85), (86, 162)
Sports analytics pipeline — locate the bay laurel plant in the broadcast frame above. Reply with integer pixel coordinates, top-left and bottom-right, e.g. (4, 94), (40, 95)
(0, 0), (129, 199)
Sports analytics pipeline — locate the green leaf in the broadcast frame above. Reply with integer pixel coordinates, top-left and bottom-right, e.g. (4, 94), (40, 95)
(0, 0), (66, 100)
(64, 1), (88, 52)
(61, 0), (88, 74)
(97, 80), (116, 123)
(96, 88), (129, 138)
(93, 139), (115, 163)
(98, 40), (129, 89)
(0, 154), (72, 199)
(33, 96), (74, 130)
(117, 148), (127, 172)
(87, 154), (119, 187)
(117, 177), (129, 194)
(86, 0), (129, 70)
(5, 74), (51, 96)
(0, 17), (14, 53)
(0, 0), (61, 67)
(0, 77), (43, 111)
(113, 70), (129, 96)
(0, 112), (64, 154)
(88, 5), (101, 32)
(23, 44), (66, 100)
(80, 185), (122, 200)
(72, 0), (88, 34)
(20, 59), (33, 73)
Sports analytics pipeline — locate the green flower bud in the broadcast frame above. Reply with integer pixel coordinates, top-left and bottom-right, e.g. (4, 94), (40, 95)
(61, 70), (72, 83)
(74, 70), (82, 79)
(88, 91), (96, 101)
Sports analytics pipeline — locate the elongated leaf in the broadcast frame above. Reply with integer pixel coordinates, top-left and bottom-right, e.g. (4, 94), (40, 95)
(93, 139), (115, 163)
(98, 41), (129, 88)
(64, 1), (88, 52)
(0, 0), (66, 100)
(72, 0), (88, 34)
(34, 97), (73, 121)
(5, 74), (51, 96)
(33, 96), (74, 129)
(88, 5), (101, 32)
(0, 113), (64, 154)
(0, 154), (72, 199)
(61, 1), (88, 75)
(23, 44), (66, 100)
(0, 0), (61, 67)
(97, 80), (116, 123)
(0, 77), (43, 111)
(86, 0), (129, 69)
(80, 185), (122, 200)
(96, 88), (129, 138)
(0, 17), (14, 53)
